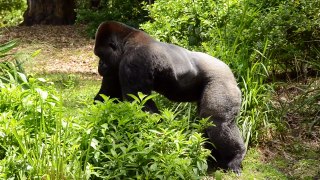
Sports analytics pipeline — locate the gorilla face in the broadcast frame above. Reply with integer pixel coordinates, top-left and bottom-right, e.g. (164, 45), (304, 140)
(93, 21), (246, 174)
(94, 22), (136, 68)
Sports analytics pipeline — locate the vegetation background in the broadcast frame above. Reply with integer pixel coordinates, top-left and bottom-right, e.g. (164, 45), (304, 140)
(0, 0), (319, 179)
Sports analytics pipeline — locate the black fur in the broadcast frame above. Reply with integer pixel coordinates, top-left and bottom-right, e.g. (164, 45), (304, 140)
(94, 21), (246, 173)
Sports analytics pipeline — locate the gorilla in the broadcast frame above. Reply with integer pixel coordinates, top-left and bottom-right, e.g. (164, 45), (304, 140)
(94, 21), (246, 174)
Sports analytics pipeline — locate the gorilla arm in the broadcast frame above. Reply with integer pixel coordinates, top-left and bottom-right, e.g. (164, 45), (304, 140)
(94, 60), (122, 102)
(118, 53), (159, 113)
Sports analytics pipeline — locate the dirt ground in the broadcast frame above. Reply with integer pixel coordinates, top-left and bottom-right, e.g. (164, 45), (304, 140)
(0, 25), (99, 78)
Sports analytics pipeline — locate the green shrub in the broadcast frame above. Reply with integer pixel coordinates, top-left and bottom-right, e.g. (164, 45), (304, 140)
(142, 0), (320, 144)
(0, 76), (210, 179)
(0, 61), (90, 179)
(0, 0), (27, 27)
(76, 0), (150, 36)
(0, 40), (210, 178)
(243, 0), (320, 74)
(0, 40), (89, 179)
(80, 93), (210, 179)
(141, 0), (272, 144)
(144, 0), (320, 74)
(141, 0), (218, 48)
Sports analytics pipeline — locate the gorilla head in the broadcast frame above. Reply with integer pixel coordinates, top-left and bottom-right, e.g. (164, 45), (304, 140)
(94, 21), (246, 174)
(94, 22), (133, 68)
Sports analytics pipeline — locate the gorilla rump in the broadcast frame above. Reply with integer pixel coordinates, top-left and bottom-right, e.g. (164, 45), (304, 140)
(94, 21), (246, 173)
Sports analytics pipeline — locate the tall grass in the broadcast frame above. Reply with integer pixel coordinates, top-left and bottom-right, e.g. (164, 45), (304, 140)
(0, 40), (89, 178)
(0, 63), (90, 179)
(206, 38), (276, 145)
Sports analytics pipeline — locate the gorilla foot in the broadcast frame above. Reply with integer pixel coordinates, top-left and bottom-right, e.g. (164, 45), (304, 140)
(226, 154), (244, 175)
(228, 165), (242, 176)
(206, 158), (242, 175)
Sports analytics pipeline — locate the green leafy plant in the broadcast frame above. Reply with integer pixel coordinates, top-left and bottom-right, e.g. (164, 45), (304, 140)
(0, 62), (86, 179)
(76, 0), (150, 36)
(0, 40), (210, 178)
(141, 0), (218, 48)
(80, 94), (210, 179)
(0, 41), (89, 179)
(141, 0), (319, 145)
(0, 0), (27, 27)
(141, 0), (274, 145)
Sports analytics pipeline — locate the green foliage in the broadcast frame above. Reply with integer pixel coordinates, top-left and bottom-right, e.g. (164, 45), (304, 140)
(142, 0), (320, 144)
(0, 40), (26, 82)
(0, 72), (209, 178)
(0, 41), (209, 179)
(142, 0), (270, 144)
(0, 47), (88, 178)
(143, 0), (320, 73)
(240, 0), (320, 74)
(0, 0), (27, 27)
(80, 93), (210, 179)
(0, 41), (85, 178)
(76, 0), (150, 36)
(0, 40), (18, 57)
(141, 0), (217, 48)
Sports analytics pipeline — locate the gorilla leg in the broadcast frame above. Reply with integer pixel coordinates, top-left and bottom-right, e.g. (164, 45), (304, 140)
(199, 81), (246, 174)
(204, 122), (246, 174)
(94, 59), (123, 102)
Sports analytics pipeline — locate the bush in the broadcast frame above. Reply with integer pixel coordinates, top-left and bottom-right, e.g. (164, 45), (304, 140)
(80, 93), (210, 179)
(0, 73), (209, 179)
(0, 0), (27, 27)
(0, 62), (73, 178)
(143, 0), (320, 74)
(141, 0), (272, 145)
(141, 0), (319, 144)
(76, 0), (150, 36)
(0, 41), (209, 179)
(141, 0), (217, 48)
(0, 40), (88, 179)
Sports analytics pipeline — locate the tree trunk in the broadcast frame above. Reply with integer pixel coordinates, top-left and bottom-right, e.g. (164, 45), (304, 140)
(22, 0), (76, 26)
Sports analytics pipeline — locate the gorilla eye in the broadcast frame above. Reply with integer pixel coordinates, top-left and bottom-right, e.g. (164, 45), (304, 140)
(109, 42), (117, 50)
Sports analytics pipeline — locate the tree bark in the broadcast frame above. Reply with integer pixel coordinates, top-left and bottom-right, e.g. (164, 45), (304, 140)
(22, 0), (76, 26)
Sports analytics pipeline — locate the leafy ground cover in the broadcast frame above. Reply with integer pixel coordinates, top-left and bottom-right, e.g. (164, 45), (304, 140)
(1, 25), (319, 179)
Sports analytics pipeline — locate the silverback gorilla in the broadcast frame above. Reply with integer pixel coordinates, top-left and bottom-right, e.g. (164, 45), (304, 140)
(94, 21), (246, 174)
